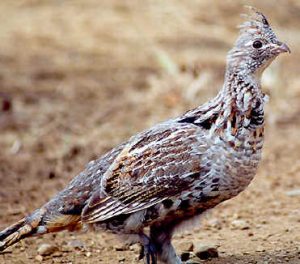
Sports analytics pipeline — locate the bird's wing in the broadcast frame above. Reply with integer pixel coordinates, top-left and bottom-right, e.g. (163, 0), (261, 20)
(82, 122), (207, 223)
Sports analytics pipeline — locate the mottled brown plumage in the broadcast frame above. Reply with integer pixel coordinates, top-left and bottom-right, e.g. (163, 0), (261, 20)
(0, 8), (290, 264)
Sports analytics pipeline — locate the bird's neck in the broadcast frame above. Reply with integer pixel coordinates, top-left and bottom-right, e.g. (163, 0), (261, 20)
(220, 70), (265, 113)
(179, 71), (267, 139)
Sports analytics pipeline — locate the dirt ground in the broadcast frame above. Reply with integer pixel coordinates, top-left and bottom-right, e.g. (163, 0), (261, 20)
(0, 1), (299, 263)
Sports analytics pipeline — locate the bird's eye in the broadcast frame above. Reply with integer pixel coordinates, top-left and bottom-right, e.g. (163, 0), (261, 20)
(253, 40), (263, 49)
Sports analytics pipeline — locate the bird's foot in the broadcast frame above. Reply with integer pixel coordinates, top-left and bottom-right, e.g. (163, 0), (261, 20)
(138, 234), (157, 264)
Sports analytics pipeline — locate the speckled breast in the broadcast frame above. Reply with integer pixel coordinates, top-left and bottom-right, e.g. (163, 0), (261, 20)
(197, 128), (265, 203)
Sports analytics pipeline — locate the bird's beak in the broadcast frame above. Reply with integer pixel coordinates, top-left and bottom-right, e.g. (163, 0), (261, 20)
(271, 42), (291, 54)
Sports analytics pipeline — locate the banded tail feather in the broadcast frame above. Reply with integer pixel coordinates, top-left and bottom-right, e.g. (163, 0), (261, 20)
(0, 209), (45, 252)
(0, 207), (81, 252)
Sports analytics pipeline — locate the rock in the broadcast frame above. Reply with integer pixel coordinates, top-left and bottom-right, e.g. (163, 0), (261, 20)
(35, 255), (43, 262)
(285, 189), (300, 196)
(118, 256), (126, 262)
(181, 251), (191, 261)
(255, 246), (265, 252)
(67, 240), (85, 250)
(178, 241), (194, 252)
(10, 140), (22, 155)
(37, 243), (59, 256)
(231, 219), (250, 230)
(86, 252), (92, 257)
(194, 245), (219, 260)
(207, 218), (222, 229)
(52, 250), (63, 257)
(129, 243), (140, 253)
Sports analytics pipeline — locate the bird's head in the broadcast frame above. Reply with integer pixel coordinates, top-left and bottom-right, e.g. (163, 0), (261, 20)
(227, 7), (290, 78)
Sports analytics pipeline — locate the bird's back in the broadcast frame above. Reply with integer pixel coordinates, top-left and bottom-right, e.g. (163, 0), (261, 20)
(45, 120), (208, 223)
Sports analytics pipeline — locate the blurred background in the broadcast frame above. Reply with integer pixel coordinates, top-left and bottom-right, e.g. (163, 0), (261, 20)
(0, 1), (299, 263)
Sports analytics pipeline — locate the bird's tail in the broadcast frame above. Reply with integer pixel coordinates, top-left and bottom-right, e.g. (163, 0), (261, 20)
(0, 209), (46, 252)
(0, 204), (82, 252)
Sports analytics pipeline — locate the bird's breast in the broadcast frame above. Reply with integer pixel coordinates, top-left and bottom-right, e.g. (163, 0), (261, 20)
(194, 131), (264, 202)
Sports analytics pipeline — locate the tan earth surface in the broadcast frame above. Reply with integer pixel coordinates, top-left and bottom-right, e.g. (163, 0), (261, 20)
(0, 1), (299, 263)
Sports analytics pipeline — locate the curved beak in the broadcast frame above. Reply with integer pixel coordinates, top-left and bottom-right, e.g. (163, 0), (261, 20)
(272, 42), (291, 54)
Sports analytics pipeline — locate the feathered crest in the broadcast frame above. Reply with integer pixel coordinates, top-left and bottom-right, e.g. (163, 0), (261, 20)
(238, 6), (277, 41)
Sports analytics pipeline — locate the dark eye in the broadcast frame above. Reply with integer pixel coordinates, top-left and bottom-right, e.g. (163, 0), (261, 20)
(253, 40), (263, 49)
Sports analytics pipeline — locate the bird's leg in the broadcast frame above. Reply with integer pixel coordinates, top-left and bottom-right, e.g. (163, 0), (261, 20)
(150, 224), (182, 264)
(139, 233), (157, 264)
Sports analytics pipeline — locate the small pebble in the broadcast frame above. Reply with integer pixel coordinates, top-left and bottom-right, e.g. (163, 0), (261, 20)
(129, 243), (140, 253)
(255, 246), (265, 252)
(285, 189), (300, 196)
(52, 250), (63, 257)
(181, 251), (191, 261)
(207, 218), (222, 229)
(37, 243), (59, 256)
(231, 219), (250, 230)
(35, 255), (43, 262)
(195, 245), (219, 260)
(118, 256), (126, 262)
(67, 240), (85, 250)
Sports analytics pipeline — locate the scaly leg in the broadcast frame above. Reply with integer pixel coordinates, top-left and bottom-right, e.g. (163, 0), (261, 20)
(150, 224), (182, 264)
(139, 233), (157, 264)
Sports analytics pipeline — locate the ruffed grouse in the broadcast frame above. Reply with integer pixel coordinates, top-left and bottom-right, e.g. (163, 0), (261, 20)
(0, 8), (290, 264)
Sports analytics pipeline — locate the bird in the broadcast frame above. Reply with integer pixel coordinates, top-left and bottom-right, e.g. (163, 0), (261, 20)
(0, 7), (290, 264)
